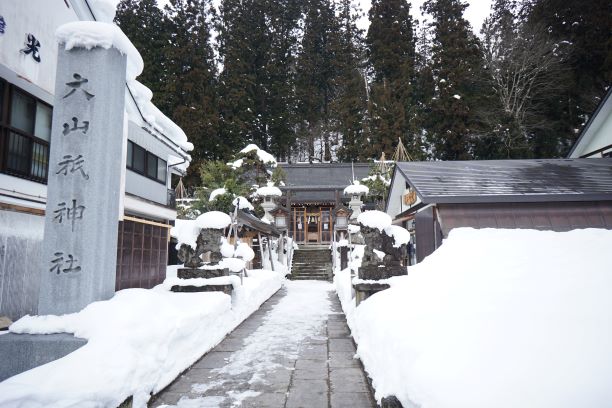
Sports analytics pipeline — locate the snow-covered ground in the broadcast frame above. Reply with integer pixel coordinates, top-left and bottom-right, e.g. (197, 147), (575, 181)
(0, 269), (283, 408)
(336, 227), (612, 408)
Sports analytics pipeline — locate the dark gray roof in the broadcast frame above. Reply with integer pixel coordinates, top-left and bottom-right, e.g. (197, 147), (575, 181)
(237, 210), (280, 236)
(279, 163), (371, 204)
(395, 158), (612, 204)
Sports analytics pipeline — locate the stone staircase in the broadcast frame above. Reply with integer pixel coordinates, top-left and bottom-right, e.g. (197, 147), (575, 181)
(290, 245), (332, 281)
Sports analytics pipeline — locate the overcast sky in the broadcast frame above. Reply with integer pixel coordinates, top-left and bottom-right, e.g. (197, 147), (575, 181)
(156, 0), (494, 34)
(355, 0), (494, 32)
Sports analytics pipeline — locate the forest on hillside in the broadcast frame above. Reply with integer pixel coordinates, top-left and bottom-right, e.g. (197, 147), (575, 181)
(115, 0), (611, 181)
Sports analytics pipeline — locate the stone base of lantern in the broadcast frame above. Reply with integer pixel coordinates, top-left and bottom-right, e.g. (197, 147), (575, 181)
(353, 282), (391, 306)
(357, 263), (406, 280)
(171, 284), (234, 295)
(177, 267), (229, 279)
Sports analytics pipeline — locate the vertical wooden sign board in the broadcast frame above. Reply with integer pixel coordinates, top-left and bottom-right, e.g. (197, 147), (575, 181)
(38, 46), (126, 315)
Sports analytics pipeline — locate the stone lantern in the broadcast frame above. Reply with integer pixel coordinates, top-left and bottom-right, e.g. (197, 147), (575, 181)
(271, 205), (290, 231)
(257, 182), (282, 223)
(271, 205), (290, 264)
(343, 181), (369, 219)
(332, 205), (351, 241)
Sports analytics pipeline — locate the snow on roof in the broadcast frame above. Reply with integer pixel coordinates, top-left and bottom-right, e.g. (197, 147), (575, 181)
(233, 196), (254, 211)
(357, 210), (392, 232)
(196, 211), (231, 230)
(240, 144), (277, 166)
(209, 188), (227, 202)
(384, 225), (411, 247)
(256, 182), (282, 197)
(56, 22), (143, 81)
(344, 180), (369, 196)
(88, 0), (120, 22)
(168, 155), (188, 174)
(128, 80), (194, 152)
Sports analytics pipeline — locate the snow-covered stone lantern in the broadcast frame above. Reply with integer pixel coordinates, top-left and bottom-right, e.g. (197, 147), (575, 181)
(256, 182), (282, 223)
(344, 180), (369, 220)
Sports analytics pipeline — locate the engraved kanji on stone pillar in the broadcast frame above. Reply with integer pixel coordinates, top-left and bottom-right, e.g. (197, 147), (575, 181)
(38, 45), (127, 315)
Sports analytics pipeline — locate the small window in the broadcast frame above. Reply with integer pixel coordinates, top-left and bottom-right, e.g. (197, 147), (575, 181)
(157, 158), (167, 183)
(127, 140), (133, 167)
(34, 102), (52, 142)
(132, 143), (146, 173)
(146, 151), (157, 179)
(10, 90), (36, 134)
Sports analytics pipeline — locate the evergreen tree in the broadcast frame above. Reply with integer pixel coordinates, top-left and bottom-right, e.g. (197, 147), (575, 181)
(115, 0), (172, 115)
(164, 0), (220, 174)
(332, 0), (368, 162)
(422, 0), (487, 160)
(294, 0), (340, 161)
(366, 0), (419, 159)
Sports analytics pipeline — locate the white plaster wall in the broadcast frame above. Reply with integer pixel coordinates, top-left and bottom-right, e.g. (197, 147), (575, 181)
(580, 109), (612, 157)
(0, 0), (79, 95)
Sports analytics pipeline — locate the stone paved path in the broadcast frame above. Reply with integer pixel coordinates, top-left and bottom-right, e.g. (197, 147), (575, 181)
(150, 281), (375, 408)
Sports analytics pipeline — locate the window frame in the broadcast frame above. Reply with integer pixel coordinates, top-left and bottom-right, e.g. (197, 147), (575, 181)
(0, 79), (52, 184)
(126, 140), (167, 185)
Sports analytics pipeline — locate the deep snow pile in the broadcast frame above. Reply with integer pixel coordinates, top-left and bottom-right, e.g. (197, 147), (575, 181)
(0, 270), (283, 408)
(335, 228), (612, 408)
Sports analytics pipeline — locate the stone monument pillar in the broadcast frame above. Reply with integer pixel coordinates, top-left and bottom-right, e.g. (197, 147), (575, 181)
(0, 36), (128, 382)
(37, 46), (127, 315)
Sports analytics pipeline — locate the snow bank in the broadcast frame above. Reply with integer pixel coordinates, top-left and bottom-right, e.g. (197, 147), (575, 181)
(196, 211), (231, 230)
(336, 228), (612, 408)
(56, 22), (143, 81)
(0, 270), (283, 408)
(344, 180), (369, 196)
(256, 182), (282, 197)
(357, 210), (391, 232)
(240, 144), (277, 166)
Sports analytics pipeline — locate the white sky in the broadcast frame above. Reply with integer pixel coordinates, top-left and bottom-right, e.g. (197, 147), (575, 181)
(157, 0), (494, 34)
(355, 0), (494, 32)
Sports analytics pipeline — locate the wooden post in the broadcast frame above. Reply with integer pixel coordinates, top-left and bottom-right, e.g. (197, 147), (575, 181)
(266, 234), (275, 271)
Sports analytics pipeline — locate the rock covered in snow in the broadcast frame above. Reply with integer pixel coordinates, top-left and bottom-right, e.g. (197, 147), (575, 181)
(357, 210), (392, 232)
(384, 225), (411, 248)
(196, 211), (231, 230)
(56, 22), (143, 81)
(344, 180), (369, 196)
(240, 144), (277, 166)
(171, 219), (199, 250)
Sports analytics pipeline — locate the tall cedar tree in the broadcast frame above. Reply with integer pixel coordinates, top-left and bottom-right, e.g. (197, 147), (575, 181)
(295, 0), (339, 161)
(332, 0), (368, 162)
(422, 0), (487, 160)
(217, 0), (301, 159)
(115, 0), (172, 115)
(163, 0), (219, 187)
(366, 0), (419, 159)
(523, 0), (611, 157)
